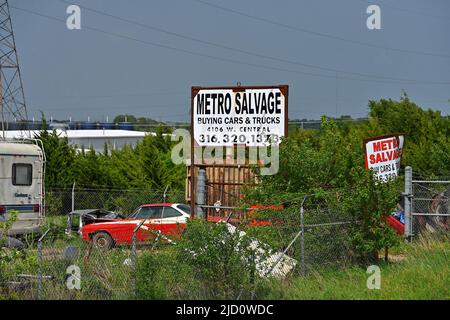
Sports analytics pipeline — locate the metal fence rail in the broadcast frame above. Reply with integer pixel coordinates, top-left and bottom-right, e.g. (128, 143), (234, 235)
(45, 186), (186, 216)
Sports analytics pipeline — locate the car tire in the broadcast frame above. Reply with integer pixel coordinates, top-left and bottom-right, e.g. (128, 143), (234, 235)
(92, 232), (114, 250)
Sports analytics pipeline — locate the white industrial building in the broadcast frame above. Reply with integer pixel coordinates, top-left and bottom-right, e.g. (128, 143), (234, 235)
(3, 130), (149, 153)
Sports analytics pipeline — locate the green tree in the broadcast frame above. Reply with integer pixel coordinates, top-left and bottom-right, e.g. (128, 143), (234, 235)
(245, 117), (401, 260)
(35, 115), (75, 187)
(365, 94), (449, 177)
(113, 114), (137, 123)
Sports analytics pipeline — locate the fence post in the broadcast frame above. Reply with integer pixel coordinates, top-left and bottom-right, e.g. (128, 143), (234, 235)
(404, 166), (413, 242)
(300, 197), (306, 276)
(71, 182), (76, 212)
(250, 250), (256, 300)
(196, 168), (206, 219)
(37, 228), (50, 300)
(37, 240), (42, 300)
(132, 230), (137, 297)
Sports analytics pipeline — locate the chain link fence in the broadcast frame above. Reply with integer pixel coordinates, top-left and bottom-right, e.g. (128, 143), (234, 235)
(1, 228), (137, 300)
(3, 176), (448, 300)
(45, 186), (186, 216)
(412, 180), (450, 239)
(1, 189), (360, 300)
(0, 224), (188, 300)
(1, 186), (185, 299)
(239, 195), (355, 279)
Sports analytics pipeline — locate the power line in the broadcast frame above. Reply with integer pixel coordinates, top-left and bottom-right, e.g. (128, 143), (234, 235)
(54, 0), (450, 84)
(33, 93), (450, 106)
(192, 0), (450, 59)
(9, 6), (336, 80)
(11, 4), (450, 86)
(355, 0), (450, 22)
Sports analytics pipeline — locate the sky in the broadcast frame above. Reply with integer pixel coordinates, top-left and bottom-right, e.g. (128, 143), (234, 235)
(9, 0), (450, 122)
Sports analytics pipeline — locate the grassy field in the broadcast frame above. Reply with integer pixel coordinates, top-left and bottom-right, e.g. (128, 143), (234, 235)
(265, 237), (449, 299)
(2, 215), (448, 300)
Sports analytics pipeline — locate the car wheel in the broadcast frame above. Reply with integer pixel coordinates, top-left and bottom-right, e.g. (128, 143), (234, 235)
(92, 232), (114, 250)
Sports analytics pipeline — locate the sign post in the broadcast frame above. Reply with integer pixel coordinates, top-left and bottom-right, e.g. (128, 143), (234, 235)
(190, 85), (289, 218)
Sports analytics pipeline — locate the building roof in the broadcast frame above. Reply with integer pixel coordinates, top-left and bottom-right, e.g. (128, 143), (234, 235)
(66, 130), (148, 139)
(3, 129), (149, 139)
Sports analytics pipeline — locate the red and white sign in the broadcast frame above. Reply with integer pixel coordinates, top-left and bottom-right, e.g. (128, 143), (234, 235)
(364, 134), (404, 182)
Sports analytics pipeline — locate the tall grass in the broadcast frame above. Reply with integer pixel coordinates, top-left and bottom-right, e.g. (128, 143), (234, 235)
(263, 236), (449, 299)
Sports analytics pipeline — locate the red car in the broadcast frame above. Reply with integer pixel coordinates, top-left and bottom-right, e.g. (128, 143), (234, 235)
(73, 203), (286, 250)
(79, 203), (191, 250)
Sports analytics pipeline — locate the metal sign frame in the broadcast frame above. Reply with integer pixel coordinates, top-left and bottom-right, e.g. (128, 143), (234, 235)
(190, 85), (289, 218)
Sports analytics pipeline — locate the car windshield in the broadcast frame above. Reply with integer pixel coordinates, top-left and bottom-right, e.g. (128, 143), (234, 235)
(175, 204), (191, 215)
(129, 204), (191, 218)
(132, 206), (163, 219)
(128, 208), (140, 218)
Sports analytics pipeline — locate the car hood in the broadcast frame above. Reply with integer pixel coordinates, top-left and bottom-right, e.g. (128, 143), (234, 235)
(69, 209), (125, 220)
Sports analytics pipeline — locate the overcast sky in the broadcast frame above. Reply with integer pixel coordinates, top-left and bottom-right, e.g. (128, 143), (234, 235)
(10, 0), (450, 122)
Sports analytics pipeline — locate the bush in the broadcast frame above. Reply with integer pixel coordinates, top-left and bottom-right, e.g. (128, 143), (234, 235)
(136, 220), (262, 299)
(244, 117), (403, 262)
(136, 249), (186, 299)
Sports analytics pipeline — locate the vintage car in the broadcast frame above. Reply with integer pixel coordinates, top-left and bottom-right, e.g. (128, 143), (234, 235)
(68, 203), (285, 250)
(68, 203), (191, 249)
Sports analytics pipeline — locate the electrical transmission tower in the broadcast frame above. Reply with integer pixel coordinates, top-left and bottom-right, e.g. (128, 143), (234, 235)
(0, 0), (28, 139)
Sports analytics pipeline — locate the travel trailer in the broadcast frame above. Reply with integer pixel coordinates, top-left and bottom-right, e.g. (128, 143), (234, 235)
(0, 140), (45, 241)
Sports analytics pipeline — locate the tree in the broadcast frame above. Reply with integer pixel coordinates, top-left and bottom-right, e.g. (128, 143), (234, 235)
(35, 113), (186, 190)
(113, 114), (137, 123)
(366, 94), (450, 177)
(35, 115), (76, 187)
(245, 116), (401, 261)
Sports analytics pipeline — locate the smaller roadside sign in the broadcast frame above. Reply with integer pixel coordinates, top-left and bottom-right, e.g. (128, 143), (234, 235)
(364, 134), (404, 182)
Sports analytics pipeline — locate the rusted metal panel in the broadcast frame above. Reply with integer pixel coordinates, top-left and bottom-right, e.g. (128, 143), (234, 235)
(186, 163), (256, 219)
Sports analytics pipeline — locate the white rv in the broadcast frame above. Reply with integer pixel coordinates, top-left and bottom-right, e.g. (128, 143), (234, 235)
(0, 140), (45, 238)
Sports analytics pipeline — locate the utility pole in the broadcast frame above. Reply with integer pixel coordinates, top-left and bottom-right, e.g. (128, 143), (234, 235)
(0, 0), (29, 139)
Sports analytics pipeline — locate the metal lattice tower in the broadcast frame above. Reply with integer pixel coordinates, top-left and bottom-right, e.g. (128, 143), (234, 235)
(0, 0), (28, 138)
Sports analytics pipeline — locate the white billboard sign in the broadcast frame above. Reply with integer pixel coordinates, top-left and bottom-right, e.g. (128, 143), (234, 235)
(192, 86), (288, 147)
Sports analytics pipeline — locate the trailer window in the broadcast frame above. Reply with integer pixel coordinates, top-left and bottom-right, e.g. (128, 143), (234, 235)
(12, 164), (32, 186)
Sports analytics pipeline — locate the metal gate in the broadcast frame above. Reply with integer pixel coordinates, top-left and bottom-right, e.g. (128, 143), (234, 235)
(186, 164), (256, 219)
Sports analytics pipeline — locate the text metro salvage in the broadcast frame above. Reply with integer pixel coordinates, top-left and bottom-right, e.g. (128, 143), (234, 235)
(192, 86), (288, 147)
(364, 134), (404, 182)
